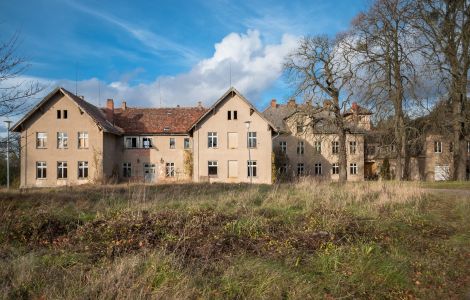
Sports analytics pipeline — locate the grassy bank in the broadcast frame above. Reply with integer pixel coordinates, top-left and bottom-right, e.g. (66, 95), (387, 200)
(0, 181), (469, 299)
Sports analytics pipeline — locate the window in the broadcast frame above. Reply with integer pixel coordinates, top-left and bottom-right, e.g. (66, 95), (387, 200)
(350, 163), (357, 175)
(332, 141), (339, 154)
(57, 110), (61, 119)
(349, 141), (357, 154)
(57, 161), (68, 179)
(166, 162), (175, 177)
(280, 141), (287, 153)
(63, 110), (68, 119)
(184, 138), (190, 149)
(297, 163), (305, 176)
(233, 111), (238, 120)
(208, 161), (218, 176)
(332, 163), (339, 175)
(169, 138), (175, 149)
(57, 132), (68, 149)
(279, 164), (287, 175)
(36, 132), (47, 148)
(228, 111), (232, 120)
(297, 141), (304, 155)
(125, 137), (138, 148)
(434, 141), (442, 153)
(247, 160), (257, 177)
(449, 142), (453, 153)
(78, 132), (89, 149)
(248, 132), (257, 148)
(467, 141), (470, 153)
(227, 110), (237, 120)
(208, 132), (218, 148)
(314, 163), (322, 175)
(78, 161), (88, 179)
(122, 163), (132, 178)
(143, 137), (152, 148)
(36, 162), (47, 179)
(314, 141), (321, 153)
(297, 122), (303, 134)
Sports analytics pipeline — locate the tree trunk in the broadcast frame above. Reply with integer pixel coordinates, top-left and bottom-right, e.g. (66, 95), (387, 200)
(452, 84), (466, 181)
(338, 127), (348, 184)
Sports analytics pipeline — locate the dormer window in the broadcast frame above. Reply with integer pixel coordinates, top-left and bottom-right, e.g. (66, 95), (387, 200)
(164, 127), (170, 132)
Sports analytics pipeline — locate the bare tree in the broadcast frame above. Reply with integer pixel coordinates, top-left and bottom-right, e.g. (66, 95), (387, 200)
(347, 0), (419, 180)
(0, 31), (44, 117)
(284, 35), (353, 183)
(414, 0), (470, 180)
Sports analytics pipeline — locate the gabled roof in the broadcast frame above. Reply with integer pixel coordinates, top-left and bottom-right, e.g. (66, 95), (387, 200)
(112, 106), (207, 134)
(11, 87), (122, 134)
(189, 87), (278, 132)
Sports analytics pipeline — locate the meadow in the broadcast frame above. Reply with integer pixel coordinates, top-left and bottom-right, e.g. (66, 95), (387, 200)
(0, 180), (469, 299)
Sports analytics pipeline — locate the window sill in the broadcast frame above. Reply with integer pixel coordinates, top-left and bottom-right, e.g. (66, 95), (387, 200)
(36, 178), (47, 180)
(36, 147), (47, 149)
(57, 178), (68, 180)
(78, 148), (89, 150)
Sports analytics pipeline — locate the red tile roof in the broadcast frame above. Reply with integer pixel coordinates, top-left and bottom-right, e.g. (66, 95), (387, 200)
(112, 107), (208, 134)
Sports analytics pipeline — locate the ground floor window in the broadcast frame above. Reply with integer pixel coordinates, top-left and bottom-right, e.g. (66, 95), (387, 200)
(297, 163), (304, 176)
(57, 161), (68, 179)
(314, 163), (322, 175)
(350, 163), (357, 175)
(78, 161), (88, 179)
(332, 163), (339, 175)
(36, 161), (47, 179)
(166, 162), (175, 177)
(208, 161), (218, 176)
(247, 160), (257, 177)
(123, 162), (132, 177)
(279, 164), (287, 175)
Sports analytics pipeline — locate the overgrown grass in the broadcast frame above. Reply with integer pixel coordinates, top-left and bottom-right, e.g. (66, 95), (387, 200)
(0, 180), (469, 299)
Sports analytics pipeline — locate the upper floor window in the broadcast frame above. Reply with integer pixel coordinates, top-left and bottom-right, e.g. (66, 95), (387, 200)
(169, 138), (175, 149)
(227, 110), (238, 120)
(234, 111), (238, 120)
(184, 138), (190, 149)
(125, 137), (138, 148)
(434, 141), (442, 153)
(208, 160), (218, 176)
(350, 163), (357, 175)
(280, 141), (287, 153)
(349, 141), (357, 154)
(296, 122), (304, 134)
(166, 162), (175, 177)
(36, 161), (47, 179)
(78, 132), (89, 149)
(143, 137), (153, 148)
(314, 141), (321, 153)
(57, 110), (61, 119)
(57, 132), (68, 149)
(248, 132), (257, 148)
(332, 141), (339, 154)
(332, 163), (339, 175)
(57, 110), (67, 119)
(314, 163), (322, 175)
(78, 161), (88, 179)
(247, 160), (257, 177)
(36, 132), (47, 148)
(227, 111), (231, 120)
(208, 132), (218, 148)
(57, 161), (68, 179)
(122, 162), (132, 178)
(63, 110), (68, 119)
(297, 141), (304, 155)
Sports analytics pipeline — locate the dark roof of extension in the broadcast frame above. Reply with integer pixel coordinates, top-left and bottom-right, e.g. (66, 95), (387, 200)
(112, 107), (208, 134)
(11, 87), (123, 134)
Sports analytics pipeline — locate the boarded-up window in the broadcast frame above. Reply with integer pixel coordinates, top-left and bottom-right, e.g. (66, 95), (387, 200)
(228, 132), (238, 149)
(228, 160), (238, 178)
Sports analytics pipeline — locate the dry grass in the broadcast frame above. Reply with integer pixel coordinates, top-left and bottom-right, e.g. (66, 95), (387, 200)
(0, 181), (469, 299)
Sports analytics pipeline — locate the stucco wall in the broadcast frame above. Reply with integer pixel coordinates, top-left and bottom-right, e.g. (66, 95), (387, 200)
(192, 93), (273, 184)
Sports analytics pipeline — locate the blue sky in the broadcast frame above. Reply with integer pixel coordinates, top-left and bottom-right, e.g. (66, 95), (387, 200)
(0, 0), (369, 110)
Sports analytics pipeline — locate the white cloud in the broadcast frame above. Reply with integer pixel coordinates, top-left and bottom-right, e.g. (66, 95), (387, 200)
(26, 30), (298, 109)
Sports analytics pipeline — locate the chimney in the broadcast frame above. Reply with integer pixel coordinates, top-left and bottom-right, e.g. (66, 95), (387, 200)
(106, 99), (114, 122)
(176, 105), (180, 108)
(270, 99), (277, 108)
(288, 98), (296, 108)
(352, 102), (359, 111)
(121, 101), (127, 110)
(197, 101), (203, 108)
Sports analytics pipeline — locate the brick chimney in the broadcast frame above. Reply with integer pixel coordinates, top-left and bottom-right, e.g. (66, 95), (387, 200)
(121, 101), (127, 110)
(288, 98), (296, 108)
(270, 99), (277, 108)
(197, 101), (203, 108)
(106, 99), (114, 122)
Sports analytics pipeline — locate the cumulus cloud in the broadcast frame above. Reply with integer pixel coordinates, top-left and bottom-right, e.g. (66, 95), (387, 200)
(28, 30), (298, 109)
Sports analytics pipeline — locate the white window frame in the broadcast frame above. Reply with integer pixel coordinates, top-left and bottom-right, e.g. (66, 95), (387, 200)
(208, 160), (218, 176)
(314, 141), (321, 153)
(349, 141), (357, 154)
(248, 132), (257, 148)
(142, 137), (153, 148)
(57, 132), (68, 149)
(297, 141), (305, 155)
(169, 138), (175, 149)
(280, 141), (287, 153)
(332, 163), (339, 175)
(350, 163), (358, 175)
(314, 163), (322, 175)
(57, 161), (68, 179)
(184, 138), (190, 149)
(434, 141), (442, 153)
(122, 162), (132, 178)
(78, 161), (88, 179)
(247, 160), (257, 177)
(125, 136), (139, 149)
(166, 162), (175, 177)
(36, 132), (47, 148)
(36, 161), (47, 179)
(208, 132), (218, 148)
(297, 163), (305, 176)
(78, 132), (89, 149)
(332, 141), (339, 154)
